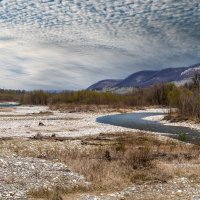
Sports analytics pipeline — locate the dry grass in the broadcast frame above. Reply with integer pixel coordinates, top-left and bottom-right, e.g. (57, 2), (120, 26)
(165, 110), (200, 124)
(0, 111), (54, 118)
(28, 185), (88, 199)
(49, 103), (135, 113)
(0, 107), (13, 112)
(1, 132), (200, 198)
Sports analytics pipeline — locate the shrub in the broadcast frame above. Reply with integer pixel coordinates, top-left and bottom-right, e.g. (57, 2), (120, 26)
(178, 132), (188, 142)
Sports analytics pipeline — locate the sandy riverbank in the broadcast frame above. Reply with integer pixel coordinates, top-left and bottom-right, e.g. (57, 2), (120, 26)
(0, 105), (133, 138)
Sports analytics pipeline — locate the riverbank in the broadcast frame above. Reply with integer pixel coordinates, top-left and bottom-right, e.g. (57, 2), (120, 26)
(2, 105), (199, 139)
(141, 108), (200, 132)
(1, 131), (200, 199)
(0, 105), (200, 199)
(0, 105), (133, 138)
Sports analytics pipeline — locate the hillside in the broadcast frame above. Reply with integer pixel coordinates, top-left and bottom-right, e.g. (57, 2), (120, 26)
(88, 63), (200, 91)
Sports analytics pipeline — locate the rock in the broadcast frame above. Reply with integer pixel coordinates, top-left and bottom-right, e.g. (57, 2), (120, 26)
(39, 122), (45, 126)
(33, 133), (43, 140)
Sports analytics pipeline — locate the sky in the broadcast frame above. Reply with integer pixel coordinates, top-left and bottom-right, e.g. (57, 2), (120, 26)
(0, 0), (199, 90)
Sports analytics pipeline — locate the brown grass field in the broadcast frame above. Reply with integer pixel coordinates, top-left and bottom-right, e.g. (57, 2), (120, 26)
(1, 132), (200, 199)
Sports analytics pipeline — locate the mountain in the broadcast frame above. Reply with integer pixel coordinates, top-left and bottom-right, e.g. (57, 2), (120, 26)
(115, 70), (158, 88)
(138, 67), (188, 87)
(87, 79), (122, 91)
(87, 63), (200, 91)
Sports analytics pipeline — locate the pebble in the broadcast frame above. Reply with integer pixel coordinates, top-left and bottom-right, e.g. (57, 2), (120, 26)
(0, 155), (88, 199)
(79, 177), (200, 200)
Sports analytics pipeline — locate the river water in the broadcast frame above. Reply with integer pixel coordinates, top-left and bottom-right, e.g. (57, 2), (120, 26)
(0, 102), (19, 107)
(96, 111), (200, 138)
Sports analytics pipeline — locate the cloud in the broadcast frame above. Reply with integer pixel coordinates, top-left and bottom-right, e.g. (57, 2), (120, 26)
(0, 0), (199, 89)
(0, 40), (143, 90)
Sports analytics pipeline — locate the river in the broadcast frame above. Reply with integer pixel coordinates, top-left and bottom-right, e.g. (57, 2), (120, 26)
(96, 111), (200, 139)
(0, 102), (19, 107)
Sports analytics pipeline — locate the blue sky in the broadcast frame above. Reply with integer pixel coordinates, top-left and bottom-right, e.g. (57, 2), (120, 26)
(0, 0), (199, 90)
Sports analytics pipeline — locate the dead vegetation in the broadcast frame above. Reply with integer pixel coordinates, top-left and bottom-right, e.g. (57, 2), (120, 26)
(0, 111), (53, 118)
(28, 185), (88, 200)
(49, 103), (135, 113)
(1, 132), (200, 199)
(165, 111), (200, 124)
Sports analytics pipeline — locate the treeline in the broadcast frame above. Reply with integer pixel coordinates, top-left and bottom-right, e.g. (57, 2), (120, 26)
(0, 76), (200, 119)
(0, 89), (25, 102)
(167, 80), (200, 119)
(0, 84), (176, 107)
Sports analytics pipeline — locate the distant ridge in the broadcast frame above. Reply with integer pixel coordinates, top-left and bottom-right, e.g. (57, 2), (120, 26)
(87, 63), (200, 91)
(87, 79), (122, 91)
